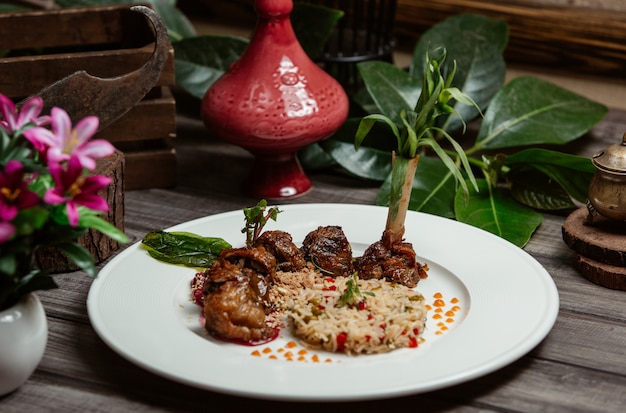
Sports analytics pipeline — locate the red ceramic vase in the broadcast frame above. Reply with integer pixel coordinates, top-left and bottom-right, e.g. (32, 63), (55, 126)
(201, 0), (349, 199)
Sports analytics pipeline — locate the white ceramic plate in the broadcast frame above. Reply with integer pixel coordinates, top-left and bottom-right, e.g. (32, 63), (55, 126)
(87, 203), (559, 402)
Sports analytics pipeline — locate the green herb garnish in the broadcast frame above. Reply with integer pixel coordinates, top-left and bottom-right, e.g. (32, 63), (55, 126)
(141, 230), (231, 268)
(241, 199), (281, 247)
(339, 273), (375, 308)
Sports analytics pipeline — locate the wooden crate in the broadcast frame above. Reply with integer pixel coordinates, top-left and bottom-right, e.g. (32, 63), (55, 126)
(0, 4), (177, 190)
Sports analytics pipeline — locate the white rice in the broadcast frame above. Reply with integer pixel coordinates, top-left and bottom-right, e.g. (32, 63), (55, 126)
(285, 274), (427, 355)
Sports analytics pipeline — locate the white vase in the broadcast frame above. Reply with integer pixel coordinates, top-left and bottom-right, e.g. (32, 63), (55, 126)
(0, 293), (48, 396)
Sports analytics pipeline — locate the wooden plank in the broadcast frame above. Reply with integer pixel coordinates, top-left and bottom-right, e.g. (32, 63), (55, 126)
(0, 46), (175, 98)
(121, 143), (177, 190)
(0, 5), (154, 50)
(96, 87), (177, 143)
(394, 0), (626, 78)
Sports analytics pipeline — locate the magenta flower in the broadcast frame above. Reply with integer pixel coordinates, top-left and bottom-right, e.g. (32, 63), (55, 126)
(0, 160), (40, 222)
(44, 155), (111, 226)
(23, 107), (115, 170)
(0, 93), (50, 135)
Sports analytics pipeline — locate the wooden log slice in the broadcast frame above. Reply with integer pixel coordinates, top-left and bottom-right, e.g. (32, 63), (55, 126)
(574, 254), (626, 291)
(35, 149), (125, 272)
(562, 207), (626, 267)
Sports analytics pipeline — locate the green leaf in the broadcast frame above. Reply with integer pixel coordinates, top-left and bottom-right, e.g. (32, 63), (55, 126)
(173, 35), (249, 99)
(505, 148), (595, 203)
(11, 206), (49, 237)
(55, 242), (98, 276)
(291, 2), (343, 59)
(301, 118), (397, 174)
(16, 269), (58, 297)
(357, 61), (421, 123)
(355, 114), (401, 150)
(410, 14), (508, 131)
(377, 156), (457, 218)
(506, 167), (576, 210)
(79, 213), (129, 243)
(298, 143), (338, 171)
(476, 77), (608, 150)
(322, 138), (391, 181)
(454, 179), (543, 247)
(142, 231), (232, 268)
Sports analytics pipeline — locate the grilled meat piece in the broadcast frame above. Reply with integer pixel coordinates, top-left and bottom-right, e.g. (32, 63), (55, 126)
(300, 225), (353, 277)
(202, 246), (277, 342)
(203, 270), (275, 342)
(255, 230), (306, 272)
(354, 229), (428, 288)
(218, 246), (276, 300)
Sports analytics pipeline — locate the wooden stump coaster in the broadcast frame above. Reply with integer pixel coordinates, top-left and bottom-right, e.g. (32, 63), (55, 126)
(562, 207), (626, 290)
(574, 254), (626, 291)
(35, 149), (125, 272)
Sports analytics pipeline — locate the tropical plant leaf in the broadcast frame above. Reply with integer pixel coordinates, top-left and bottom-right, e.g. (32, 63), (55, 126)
(454, 179), (543, 247)
(321, 138), (391, 181)
(505, 148), (595, 203)
(173, 35), (249, 99)
(357, 61), (421, 123)
(301, 117), (397, 173)
(299, 143), (338, 171)
(377, 156), (458, 218)
(410, 14), (508, 131)
(475, 77), (608, 150)
(506, 167), (576, 210)
(291, 2), (344, 59)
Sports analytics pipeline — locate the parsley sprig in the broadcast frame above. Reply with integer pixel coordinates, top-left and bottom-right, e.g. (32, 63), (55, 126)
(338, 273), (375, 308)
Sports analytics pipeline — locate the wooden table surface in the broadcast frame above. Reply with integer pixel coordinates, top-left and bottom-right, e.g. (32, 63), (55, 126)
(1, 104), (626, 412)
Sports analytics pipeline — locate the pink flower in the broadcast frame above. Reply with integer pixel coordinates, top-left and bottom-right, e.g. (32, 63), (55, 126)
(0, 93), (50, 135)
(0, 160), (40, 222)
(0, 221), (15, 243)
(44, 155), (111, 226)
(23, 107), (114, 170)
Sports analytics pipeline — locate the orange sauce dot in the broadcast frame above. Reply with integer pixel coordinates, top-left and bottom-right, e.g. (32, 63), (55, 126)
(451, 306), (461, 312)
(440, 325), (448, 331)
(451, 297), (459, 303)
(433, 314), (442, 319)
(298, 349), (308, 355)
(434, 292), (443, 298)
(435, 331), (443, 336)
(446, 318), (455, 323)
(251, 350), (261, 357)
(286, 341), (298, 348)
(445, 311), (455, 317)
(437, 322), (446, 327)
(433, 299), (445, 307)
(435, 307), (443, 313)
(425, 304), (433, 311)
(262, 347), (272, 354)
(284, 351), (293, 358)
(325, 359), (332, 363)
(269, 355), (277, 360)
(298, 356), (307, 362)
(312, 355), (320, 363)
(277, 348), (284, 353)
